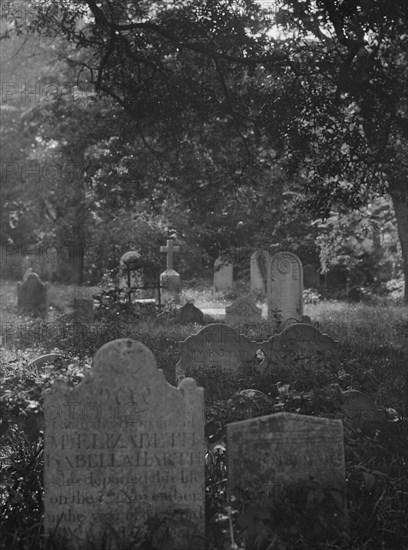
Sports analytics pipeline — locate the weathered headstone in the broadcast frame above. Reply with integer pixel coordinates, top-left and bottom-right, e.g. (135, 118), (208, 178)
(254, 323), (337, 376)
(16, 272), (48, 317)
(44, 339), (205, 549)
(213, 257), (233, 291)
(250, 250), (270, 293)
(303, 264), (320, 288)
(176, 324), (257, 381)
(342, 390), (387, 433)
(178, 303), (204, 324)
(225, 296), (262, 326)
(267, 251), (303, 324)
(227, 413), (346, 538)
(160, 239), (181, 292)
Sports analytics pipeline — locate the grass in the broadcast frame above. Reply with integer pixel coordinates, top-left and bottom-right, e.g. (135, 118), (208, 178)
(0, 278), (408, 549)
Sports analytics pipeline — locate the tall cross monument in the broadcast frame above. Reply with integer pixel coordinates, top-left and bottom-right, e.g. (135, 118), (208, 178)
(160, 239), (181, 292)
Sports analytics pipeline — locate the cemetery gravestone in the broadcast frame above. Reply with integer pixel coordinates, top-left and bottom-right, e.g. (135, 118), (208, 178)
(267, 251), (303, 324)
(178, 303), (204, 324)
(227, 412), (346, 538)
(16, 272), (47, 317)
(254, 323), (337, 377)
(303, 264), (320, 288)
(225, 296), (262, 326)
(250, 250), (270, 293)
(176, 324), (257, 381)
(213, 257), (233, 291)
(342, 390), (387, 433)
(44, 339), (205, 549)
(160, 239), (181, 292)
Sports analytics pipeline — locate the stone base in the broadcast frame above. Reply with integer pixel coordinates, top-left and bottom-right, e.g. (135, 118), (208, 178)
(160, 269), (181, 292)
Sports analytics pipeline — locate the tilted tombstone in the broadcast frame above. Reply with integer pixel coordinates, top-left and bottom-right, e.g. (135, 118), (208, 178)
(16, 272), (48, 317)
(250, 250), (270, 293)
(225, 296), (262, 326)
(227, 412), (346, 539)
(178, 302), (204, 324)
(44, 339), (205, 549)
(341, 390), (387, 433)
(303, 264), (320, 288)
(267, 252), (303, 324)
(213, 257), (233, 291)
(176, 324), (258, 381)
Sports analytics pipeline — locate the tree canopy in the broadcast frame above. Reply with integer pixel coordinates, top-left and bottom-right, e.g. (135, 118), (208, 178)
(1, 0), (407, 299)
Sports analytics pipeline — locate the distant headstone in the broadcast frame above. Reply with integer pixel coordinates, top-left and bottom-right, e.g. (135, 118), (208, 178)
(342, 390), (387, 433)
(176, 324), (257, 381)
(178, 303), (204, 324)
(250, 250), (270, 293)
(267, 252), (303, 324)
(17, 272), (47, 317)
(160, 239), (181, 292)
(44, 339), (205, 549)
(225, 296), (262, 326)
(303, 264), (320, 288)
(213, 257), (233, 291)
(227, 413), (346, 538)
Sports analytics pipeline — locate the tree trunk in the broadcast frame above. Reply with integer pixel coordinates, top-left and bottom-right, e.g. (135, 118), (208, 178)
(389, 181), (408, 304)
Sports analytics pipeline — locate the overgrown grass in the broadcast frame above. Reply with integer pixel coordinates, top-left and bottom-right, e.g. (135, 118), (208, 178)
(1, 279), (407, 549)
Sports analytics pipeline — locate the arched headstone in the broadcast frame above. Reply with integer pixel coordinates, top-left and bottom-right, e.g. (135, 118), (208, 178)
(267, 252), (303, 323)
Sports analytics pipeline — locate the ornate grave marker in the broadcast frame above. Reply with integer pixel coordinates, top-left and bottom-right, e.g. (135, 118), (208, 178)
(267, 251), (303, 323)
(225, 296), (262, 326)
(44, 339), (205, 549)
(16, 271), (47, 317)
(227, 412), (346, 538)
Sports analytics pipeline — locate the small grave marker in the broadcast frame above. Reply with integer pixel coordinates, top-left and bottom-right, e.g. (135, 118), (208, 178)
(342, 390), (387, 433)
(178, 303), (204, 324)
(267, 251), (303, 324)
(225, 296), (262, 326)
(227, 412), (346, 539)
(213, 257), (233, 291)
(16, 272), (47, 317)
(44, 339), (205, 549)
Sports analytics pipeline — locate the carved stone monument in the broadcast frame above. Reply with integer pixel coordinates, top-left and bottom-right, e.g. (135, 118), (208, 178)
(160, 239), (181, 292)
(44, 339), (205, 549)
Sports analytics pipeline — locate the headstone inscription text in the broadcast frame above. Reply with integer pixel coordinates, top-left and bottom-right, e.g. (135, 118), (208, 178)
(227, 413), (346, 535)
(44, 339), (205, 549)
(176, 324), (257, 380)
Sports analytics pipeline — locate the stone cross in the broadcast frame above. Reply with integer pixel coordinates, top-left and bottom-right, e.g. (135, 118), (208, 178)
(160, 239), (180, 271)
